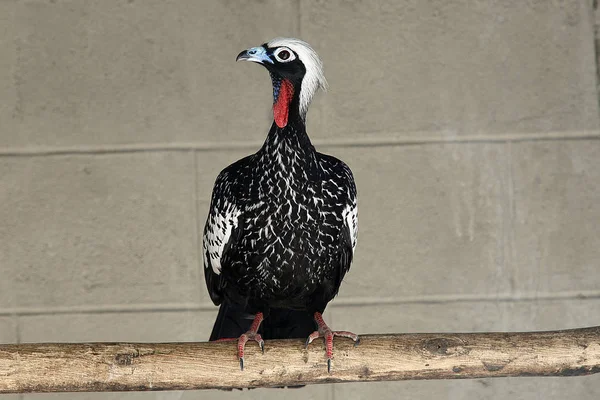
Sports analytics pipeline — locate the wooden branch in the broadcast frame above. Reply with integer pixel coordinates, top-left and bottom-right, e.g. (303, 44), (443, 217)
(1, 326), (599, 393)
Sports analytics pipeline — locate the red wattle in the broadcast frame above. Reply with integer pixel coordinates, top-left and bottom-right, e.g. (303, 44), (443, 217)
(273, 79), (294, 128)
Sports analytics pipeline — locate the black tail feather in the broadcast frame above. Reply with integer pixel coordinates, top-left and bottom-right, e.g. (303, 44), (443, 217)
(209, 302), (254, 341)
(209, 303), (317, 341)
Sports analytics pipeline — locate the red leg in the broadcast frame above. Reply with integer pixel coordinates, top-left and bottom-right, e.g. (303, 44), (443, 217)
(215, 312), (264, 370)
(305, 312), (359, 372)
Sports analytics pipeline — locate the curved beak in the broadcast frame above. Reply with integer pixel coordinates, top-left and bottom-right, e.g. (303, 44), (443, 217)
(236, 46), (273, 64)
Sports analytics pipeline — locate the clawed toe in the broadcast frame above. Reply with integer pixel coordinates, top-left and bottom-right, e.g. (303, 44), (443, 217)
(305, 312), (359, 373)
(215, 312), (265, 371)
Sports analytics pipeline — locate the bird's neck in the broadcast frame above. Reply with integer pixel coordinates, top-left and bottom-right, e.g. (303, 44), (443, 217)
(257, 119), (317, 175)
(261, 120), (313, 153)
(270, 74), (306, 129)
(257, 74), (317, 172)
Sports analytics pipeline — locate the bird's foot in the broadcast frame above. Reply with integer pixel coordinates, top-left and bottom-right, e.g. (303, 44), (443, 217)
(236, 330), (264, 371)
(215, 312), (265, 371)
(305, 312), (359, 373)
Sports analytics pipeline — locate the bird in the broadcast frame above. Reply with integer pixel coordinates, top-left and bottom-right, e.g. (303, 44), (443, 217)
(203, 37), (359, 372)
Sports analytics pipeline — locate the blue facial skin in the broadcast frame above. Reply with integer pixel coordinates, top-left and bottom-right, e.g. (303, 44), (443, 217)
(236, 46), (274, 64)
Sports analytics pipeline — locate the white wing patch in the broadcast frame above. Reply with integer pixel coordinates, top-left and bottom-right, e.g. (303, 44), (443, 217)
(343, 201), (358, 254)
(203, 201), (241, 275)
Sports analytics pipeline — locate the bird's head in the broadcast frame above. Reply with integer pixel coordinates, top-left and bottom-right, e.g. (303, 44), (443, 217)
(236, 38), (327, 128)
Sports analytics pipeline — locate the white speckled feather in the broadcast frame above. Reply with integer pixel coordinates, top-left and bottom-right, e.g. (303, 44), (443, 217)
(203, 201), (241, 275)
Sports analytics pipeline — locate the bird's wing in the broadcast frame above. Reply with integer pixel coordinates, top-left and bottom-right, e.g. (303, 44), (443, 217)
(342, 197), (358, 255)
(336, 165), (358, 288)
(203, 170), (243, 306)
(318, 154), (358, 291)
(337, 158), (358, 255)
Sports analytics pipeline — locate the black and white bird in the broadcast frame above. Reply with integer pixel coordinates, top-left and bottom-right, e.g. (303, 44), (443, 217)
(203, 38), (359, 372)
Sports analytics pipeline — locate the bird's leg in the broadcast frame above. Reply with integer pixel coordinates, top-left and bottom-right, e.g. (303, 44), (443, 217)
(214, 312), (265, 371)
(305, 311), (360, 372)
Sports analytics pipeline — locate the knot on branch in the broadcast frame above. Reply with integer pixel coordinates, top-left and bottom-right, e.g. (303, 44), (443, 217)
(421, 337), (469, 356)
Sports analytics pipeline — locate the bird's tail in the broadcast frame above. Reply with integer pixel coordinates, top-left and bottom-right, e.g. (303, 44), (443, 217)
(209, 302), (253, 341)
(209, 302), (317, 341)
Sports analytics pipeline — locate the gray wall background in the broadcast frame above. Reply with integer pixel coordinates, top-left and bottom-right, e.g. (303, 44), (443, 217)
(1, 0), (600, 399)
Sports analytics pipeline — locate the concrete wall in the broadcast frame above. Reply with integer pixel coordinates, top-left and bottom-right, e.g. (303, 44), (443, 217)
(1, 0), (599, 398)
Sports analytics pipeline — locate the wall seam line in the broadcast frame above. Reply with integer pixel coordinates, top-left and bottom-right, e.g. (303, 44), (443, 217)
(4, 291), (600, 317)
(0, 131), (599, 157)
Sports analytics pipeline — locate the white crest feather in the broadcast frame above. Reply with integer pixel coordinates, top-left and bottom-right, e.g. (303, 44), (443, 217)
(267, 37), (328, 116)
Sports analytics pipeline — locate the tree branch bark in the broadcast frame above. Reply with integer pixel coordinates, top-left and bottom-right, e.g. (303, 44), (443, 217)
(1, 326), (599, 393)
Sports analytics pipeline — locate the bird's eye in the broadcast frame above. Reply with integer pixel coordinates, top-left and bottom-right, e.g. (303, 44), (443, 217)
(274, 47), (295, 63)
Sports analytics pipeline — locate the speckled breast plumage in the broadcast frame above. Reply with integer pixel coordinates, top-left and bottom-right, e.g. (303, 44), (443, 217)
(204, 123), (357, 313)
